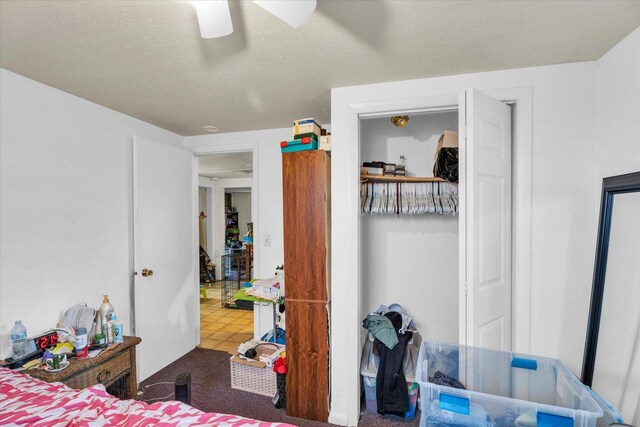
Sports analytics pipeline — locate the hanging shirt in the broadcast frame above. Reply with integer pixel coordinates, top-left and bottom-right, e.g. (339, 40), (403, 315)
(371, 304), (415, 335)
(362, 314), (398, 349)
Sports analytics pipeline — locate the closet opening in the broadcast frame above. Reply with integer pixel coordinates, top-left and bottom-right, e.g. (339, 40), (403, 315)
(330, 88), (531, 427)
(197, 152), (255, 353)
(359, 109), (461, 345)
(357, 95), (515, 420)
(357, 94), (516, 346)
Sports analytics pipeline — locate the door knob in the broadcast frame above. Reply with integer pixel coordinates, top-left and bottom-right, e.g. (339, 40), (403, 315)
(141, 268), (153, 277)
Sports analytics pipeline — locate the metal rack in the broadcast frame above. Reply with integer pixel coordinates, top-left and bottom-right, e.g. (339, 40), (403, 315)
(221, 249), (253, 310)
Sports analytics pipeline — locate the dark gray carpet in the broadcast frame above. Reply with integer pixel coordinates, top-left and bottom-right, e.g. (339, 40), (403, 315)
(140, 347), (420, 427)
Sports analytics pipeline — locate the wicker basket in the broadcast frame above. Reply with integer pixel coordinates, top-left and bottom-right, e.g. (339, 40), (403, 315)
(230, 356), (277, 397)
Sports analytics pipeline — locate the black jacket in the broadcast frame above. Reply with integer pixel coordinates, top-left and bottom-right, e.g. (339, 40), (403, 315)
(374, 311), (411, 416)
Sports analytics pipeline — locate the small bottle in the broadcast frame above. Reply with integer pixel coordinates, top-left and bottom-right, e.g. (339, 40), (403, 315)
(94, 333), (106, 346)
(75, 327), (88, 359)
(10, 320), (27, 359)
(111, 314), (123, 344)
(107, 321), (114, 344)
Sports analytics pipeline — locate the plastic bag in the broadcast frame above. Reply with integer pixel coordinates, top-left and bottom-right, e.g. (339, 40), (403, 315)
(433, 147), (458, 183)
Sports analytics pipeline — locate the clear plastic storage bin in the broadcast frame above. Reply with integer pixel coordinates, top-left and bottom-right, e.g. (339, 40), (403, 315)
(417, 341), (602, 427)
(361, 333), (420, 420)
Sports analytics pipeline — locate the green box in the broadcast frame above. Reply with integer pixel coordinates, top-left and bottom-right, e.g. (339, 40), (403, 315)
(281, 138), (319, 153)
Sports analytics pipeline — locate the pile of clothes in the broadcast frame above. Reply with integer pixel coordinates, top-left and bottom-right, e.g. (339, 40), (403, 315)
(362, 304), (416, 416)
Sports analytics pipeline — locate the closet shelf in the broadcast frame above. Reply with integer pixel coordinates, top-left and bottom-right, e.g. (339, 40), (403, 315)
(360, 174), (448, 183)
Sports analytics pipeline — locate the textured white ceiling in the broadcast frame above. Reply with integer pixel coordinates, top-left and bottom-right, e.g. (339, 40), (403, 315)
(1, 1), (639, 136)
(198, 152), (253, 179)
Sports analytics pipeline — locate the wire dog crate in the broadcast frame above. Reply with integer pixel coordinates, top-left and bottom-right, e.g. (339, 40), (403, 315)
(221, 250), (253, 310)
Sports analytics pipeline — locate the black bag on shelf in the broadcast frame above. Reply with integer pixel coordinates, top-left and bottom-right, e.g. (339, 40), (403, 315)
(433, 147), (458, 183)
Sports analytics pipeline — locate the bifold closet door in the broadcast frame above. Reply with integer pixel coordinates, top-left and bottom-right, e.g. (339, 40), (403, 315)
(285, 301), (330, 422)
(459, 89), (512, 351)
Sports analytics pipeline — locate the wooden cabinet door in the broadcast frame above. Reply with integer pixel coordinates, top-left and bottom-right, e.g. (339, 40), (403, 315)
(282, 151), (330, 302)
(285, 300), (329, 422)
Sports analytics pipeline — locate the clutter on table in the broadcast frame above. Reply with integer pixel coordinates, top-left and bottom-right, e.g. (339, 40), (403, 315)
(2, 295), (126, 371)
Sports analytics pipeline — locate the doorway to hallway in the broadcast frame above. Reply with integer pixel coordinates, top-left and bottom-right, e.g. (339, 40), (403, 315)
(197, 152), (255, 352)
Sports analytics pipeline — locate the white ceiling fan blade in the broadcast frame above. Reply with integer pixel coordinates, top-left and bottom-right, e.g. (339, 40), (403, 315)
(194, 0), (233, 39)
(253, 0), (317, 28)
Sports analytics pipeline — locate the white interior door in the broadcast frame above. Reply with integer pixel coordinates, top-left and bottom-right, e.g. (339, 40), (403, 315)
(133, 136), (198, 381)
(459, 89), (512, 350)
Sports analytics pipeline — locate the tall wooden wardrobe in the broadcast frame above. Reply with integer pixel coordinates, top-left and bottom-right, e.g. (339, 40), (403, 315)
(282, 150), (330, 422)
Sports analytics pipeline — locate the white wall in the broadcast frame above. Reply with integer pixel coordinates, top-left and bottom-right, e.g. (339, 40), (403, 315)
(593, 27), (640, 424)
(0, 68), (183, 358)
(361, 112), (459, 342)
(229, 191), (252, 238)
(595, 27), (640, 179)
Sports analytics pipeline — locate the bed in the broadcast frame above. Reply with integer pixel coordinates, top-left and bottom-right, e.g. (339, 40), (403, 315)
(0, 367), (296, 426)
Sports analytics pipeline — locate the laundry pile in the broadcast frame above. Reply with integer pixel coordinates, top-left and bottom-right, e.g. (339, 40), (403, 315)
(360, 181), (458, 215)
(362, 304), (417, 417)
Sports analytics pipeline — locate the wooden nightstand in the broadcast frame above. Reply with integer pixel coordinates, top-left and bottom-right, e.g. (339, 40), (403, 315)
(28, 336), (141, 399)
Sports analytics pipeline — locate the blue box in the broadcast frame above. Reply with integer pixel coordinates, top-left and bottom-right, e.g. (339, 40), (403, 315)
(280, 137), (318, 153)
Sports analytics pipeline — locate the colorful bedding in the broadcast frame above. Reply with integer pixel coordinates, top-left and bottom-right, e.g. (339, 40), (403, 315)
(0, 368), (296, 426)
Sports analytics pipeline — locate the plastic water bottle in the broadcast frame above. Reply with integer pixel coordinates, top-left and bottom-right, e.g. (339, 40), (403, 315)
(10, 320), (27, 359)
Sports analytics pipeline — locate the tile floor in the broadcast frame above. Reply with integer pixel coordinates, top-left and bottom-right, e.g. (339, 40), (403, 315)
(199, 283), (254, 353)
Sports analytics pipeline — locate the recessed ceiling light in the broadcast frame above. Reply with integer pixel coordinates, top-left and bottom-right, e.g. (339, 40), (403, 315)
(203, 126), (219, 133)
